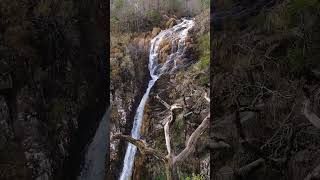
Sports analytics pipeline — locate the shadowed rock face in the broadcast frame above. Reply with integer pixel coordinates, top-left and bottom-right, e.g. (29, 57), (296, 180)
(109, 32), (151, 179)
(211, 1), (320, 179)
(0, 1), (109, 180)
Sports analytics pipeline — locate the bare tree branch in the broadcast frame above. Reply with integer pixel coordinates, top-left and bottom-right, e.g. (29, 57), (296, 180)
(237, 158), (265, 177)
(173, 114), (210, 164)
(114, 92), (215, 179)
(155, 94), (171, 110)
(164, 119), (173, 155)
(207, 140), (231, 150)
(112, 134), (167, 162)
(204, 92), (210, 102)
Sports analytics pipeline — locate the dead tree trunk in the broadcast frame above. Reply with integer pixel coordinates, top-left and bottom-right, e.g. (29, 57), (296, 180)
(112, 94), (230, 179)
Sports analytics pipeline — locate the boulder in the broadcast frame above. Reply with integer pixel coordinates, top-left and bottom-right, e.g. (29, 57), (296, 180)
(159, 38), (170, 49)
(185, 42), (192, 48)
(159, 54), (168, 64)
(111, 47), (122, 54)
(161, 44), (171, 53)
(151, 27), (161, 37)
(175, 58), (186, 67)
(185, 37), (193, 43)
(159, 43), (172, 64)
(138, 38), (145, 49)
(162, 14), (170, 21)
(165, 18), (177, 28)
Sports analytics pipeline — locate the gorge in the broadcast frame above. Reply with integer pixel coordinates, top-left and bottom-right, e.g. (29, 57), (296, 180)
(119, 19), (195, 180)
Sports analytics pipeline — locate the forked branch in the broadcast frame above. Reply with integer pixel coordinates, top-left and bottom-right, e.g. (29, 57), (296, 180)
(112, 134), (167, 163)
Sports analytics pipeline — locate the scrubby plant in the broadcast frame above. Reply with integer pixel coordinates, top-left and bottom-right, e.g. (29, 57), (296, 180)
(196, 33), (210, 70)
(155, 173), (167, 180)
(182, 173), (205, 180)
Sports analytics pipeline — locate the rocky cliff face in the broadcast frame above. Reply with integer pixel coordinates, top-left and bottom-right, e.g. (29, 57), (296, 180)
(110, 32), (151, 179)
(110, 12), (210, 179)
(0, 1), (109, 180)
(211, 1), (320, 179)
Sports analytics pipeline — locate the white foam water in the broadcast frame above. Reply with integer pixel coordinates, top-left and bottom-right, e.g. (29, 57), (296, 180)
(119, 18), (195, 180)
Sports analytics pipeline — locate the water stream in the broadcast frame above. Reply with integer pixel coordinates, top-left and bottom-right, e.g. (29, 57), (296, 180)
(119, 18), (195, 180)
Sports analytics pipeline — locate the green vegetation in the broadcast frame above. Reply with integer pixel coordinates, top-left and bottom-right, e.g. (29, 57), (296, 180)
(155, 173), (167, 180)
(200, 0), (210, 9)
(196, 33), (210, 70)
(197, 75), (209, 86)
(110, 0), (209, 32)
(181, 173), (205, 180)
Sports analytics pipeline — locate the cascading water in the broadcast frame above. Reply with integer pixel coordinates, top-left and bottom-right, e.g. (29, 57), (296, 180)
(119, 18), (195, 180)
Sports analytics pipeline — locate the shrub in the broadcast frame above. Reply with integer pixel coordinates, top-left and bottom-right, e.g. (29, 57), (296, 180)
(146, 10), (161, 23)
(197, 75), (209, 86)
(196, 33), (210, 70)
(155, 173), (166, 180)
(114, 0), (124, 10)
(182, 173), (205, 180)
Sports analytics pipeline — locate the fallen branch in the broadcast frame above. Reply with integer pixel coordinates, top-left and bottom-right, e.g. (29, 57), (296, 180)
(214, 158), (265, 180)
(174, 114), (210, 164)
(112, 134), (166, 163)
(207, 140), (231, 150)
(237, 158), (265, 178)
(204, 92), (210, 103)
(113, 113), (216, 180)
(155, 94), (171, 110)
(114, 93), (215, 180)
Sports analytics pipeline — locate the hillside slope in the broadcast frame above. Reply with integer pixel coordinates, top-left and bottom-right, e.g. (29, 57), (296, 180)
(0, 1), (109, 179)
(212, 0), (320, 179)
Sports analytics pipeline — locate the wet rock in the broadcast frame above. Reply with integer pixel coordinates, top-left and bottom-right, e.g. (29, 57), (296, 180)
(185, 42), (194, 49)
(158, 38), (172, 64)
(185, 37), (193, 43)
(159, 46), (171, 64)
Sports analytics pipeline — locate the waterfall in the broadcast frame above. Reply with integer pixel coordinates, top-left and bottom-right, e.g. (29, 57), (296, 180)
(78, 107), (110, 180)
(119, 18), (194, 180)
